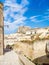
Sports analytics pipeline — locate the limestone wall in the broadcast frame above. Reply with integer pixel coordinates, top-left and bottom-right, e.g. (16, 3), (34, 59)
(32, 40), (49, 64)
(0, 3), (4, 55)
(13, 40), (49, 64)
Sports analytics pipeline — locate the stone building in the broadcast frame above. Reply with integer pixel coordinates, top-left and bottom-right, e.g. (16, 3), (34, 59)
(32, 40), (49, 65)
(0, 3), (4, 55)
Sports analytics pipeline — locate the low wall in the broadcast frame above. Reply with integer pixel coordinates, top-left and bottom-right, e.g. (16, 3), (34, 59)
(19, 54), (35, 65)
(14, 40), (49, 64)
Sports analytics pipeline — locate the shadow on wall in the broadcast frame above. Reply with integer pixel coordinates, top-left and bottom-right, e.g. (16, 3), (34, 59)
(33, 55), (49, 65)
(4, 45), (13, 53)
(32, 42), (49, 65)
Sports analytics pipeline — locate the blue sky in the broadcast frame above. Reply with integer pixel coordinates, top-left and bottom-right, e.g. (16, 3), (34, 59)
(1, 0), (49, 34)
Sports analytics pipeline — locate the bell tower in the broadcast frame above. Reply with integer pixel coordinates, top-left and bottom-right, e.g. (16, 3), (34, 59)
(0, 3), (4, 55)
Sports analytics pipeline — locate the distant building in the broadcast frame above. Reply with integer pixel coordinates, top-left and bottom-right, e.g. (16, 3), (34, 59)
(26, 31), (31, 35)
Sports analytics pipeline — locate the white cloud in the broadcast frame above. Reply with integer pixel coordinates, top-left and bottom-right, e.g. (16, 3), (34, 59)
(4, 21), (18, 34)
(4, 0), (29, 34)
(44, 9), (49, 15)
(43, 9), (49, 20)
(30, 15), (44, 22)
(30, 12), (49, 23)
(30, 15), (40, 19)
(44, 16), (49, 20)
(21, 0), (29, 7)
(4, 16), (26, 34)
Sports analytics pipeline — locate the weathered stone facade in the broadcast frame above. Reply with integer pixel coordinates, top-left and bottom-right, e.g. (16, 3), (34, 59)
(0, 3), (4, 55)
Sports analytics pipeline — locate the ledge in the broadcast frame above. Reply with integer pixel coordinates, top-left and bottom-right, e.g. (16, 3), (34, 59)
(18, 54), (35, 65)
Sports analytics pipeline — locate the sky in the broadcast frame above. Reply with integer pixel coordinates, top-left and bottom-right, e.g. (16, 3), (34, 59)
(0, 0), (49, 34)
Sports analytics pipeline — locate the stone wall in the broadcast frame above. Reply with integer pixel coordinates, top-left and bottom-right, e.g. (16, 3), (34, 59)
(32, 40), (49, 64)
(0, 3), (4, 55)
(13, 40), (49, 64)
